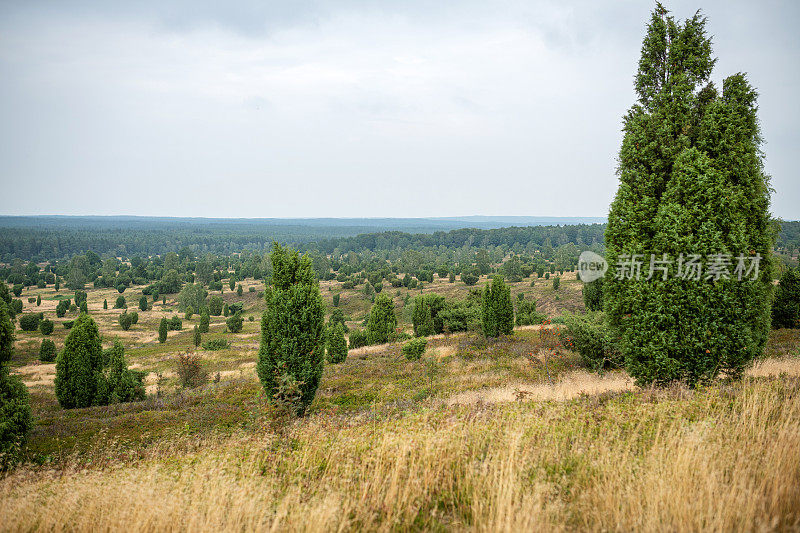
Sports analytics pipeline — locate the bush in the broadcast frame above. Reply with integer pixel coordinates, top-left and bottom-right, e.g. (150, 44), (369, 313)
(118, 312), (135, 331)
(55, 314), (104, 408)
(582, 278), (604, 312)
(185, 306), (194, 320)
(208, 295), (224, 316)
(114, 295), (126, 309)
(56, 299), (70, 318)
(202, 338), (230, 351)
(560, 312), (621, 371)
(193, 325), (201, 347)
(27, 297), (36, 304)
(19, 313), (42, 332)
(103, 299), (108, 310)
(39, 318), (54, 336)
(402, 337), (427, 360)
(553, 277), (561, 291)
(226, 313), (243, 333)
(228, 302), (243, 315)
(332, 293), (340, 307)
(12, 285), (22, 297)
(772, 267), (800, 328)
(39, 338), (57, 362)
(169, 315), (182, 331)
(63, 320), (74, 330)
(95, 341), (146, 404)
(198, 312), (210, 333)
(348, 329), (369, 350)
(0, 368), (33, 470)
(139, 296), (149, 312)
(257, 244), (325, 416)
(158, 318), (168, 343)
(366, 294), (397, 344)
(0, 306), (15, 364)
(74, 290), (87, 307)
(175, 353), (209, 389)
(461, 272), (479, 286)
(482, 276), (513, 338)
(326, 323), (347, 364)
(515, 298), (545, 326)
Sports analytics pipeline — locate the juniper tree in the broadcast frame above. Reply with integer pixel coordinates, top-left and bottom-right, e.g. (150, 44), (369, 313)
(158, 318), (168, 343)
(366, 294), (397, 344)
(198, 311), (210, 333)
(54, 314), (104, 408)
(193, 325), (201, 348)
(772, 267), (800, 329)
(257, 243), (325, 415)
(481, 275), (513, 338)
(605, 5), (774, 386)
(326, 323), (348, 364)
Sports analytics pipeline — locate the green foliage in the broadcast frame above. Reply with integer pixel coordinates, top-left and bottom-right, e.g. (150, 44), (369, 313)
(118, 311), (135, 331)
(198, 312), (210, 333)
(0, 305), (14, 365)
(438, 295), (482, 333)
(36, 294), (41, 306)
(12, 284), (22, 297)
(103, 299), (108, 310)
(208, 295), (224, 316)
(772, 267), (800, 328)
(56, 298), (70, 317)
(114, 295), (126, 309)
(412, 295), (435, 337)
(366, 294), (397, 344)
(481, 275), (513, 338)
(158, 318), (168, 343)
(461, 271), (479, 286)
(169, 315), (182, 331)
(582, 278), (604, 312)
(515, 297), (545, 326)
(237, 284), (243, 297)
(139, 295), (148, 311)
(561, 312), (622, 371)
(326, 323), (348, 364)
(332, 293), (340, 307)
(175, 353), (209, 389)
(348, 329), (369, 350)
(226, 312), (243, 333)
(257, 243), (325, 416)
(0, 367), (32, 470)
(39, 338), (57, 362)
(74, 290), (87, 308)
(605, 6), (774, 386)
(55, 314), (104, 409)
(19, 313), (42, 332)
(402, 337), (427, 360)
(193, 325), (201, 347)
(327, 308), (348, 332)
(202, 338), (230, 351)
(39, 318), (54, 336)
(95, 341), (146, 404)
(185, 306), (194, 320)
(552, 276), (561, 291)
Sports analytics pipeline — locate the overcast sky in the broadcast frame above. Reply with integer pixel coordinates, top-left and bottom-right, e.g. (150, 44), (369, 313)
(1, 1), (797, 219)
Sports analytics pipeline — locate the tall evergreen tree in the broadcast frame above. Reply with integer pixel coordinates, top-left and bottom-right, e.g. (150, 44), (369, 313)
(326, 323), (348, 364)
(366, 294), (397, 344)
(257, 243), (325, 415)
(54, 314), (104, 408)
(193, 325), (202, 348)
(481, 275), (513, 338)
(772, 267), (800, 329)
(158, 318), (168, 343)
(605, 5), (774, 386)
(198, 311), (210, 333)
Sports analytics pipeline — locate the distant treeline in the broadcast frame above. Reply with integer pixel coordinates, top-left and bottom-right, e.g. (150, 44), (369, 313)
(0, 216), (797, 263)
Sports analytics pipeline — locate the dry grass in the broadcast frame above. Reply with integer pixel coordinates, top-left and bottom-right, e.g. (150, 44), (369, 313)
(2, 377), (799, 532)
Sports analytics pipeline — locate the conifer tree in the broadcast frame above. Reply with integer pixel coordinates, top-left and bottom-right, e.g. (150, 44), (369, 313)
(605, 5), (774, 385)
(193, 325), (201, 348)
(772, 267), (800, 329)
(257, 243), (325, 415)
(199, 311), (210, 333)
(54, 314), (104, 408)
(326, 323), (348, 364)
(481, 275), (513, 338)
(158, 318), (168, 343)
(366, 294), (397, 344)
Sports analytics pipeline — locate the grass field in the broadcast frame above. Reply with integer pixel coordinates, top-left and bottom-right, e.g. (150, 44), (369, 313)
(2, 277), (800, 531)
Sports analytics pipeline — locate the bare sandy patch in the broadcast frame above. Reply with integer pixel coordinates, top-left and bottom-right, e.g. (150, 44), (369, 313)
(447, 371), (635, 405)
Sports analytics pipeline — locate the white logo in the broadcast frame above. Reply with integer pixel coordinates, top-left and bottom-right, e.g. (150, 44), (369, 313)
(578, 251), (607, 283)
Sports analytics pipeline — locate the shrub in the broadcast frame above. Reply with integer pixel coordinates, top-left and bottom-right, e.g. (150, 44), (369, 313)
(19, 313), (42, 332)
(482, 276), (513, 338)
(36, 295), (41, 306)
(27, 297), (36, 304)
(553, 277), (561, 291)
(561, 312), (622, 371)
(582, 278), (604, 312)
(139, 296), (148, 311)
(515, 298), (545, 326)
(326, 323), (347, 364)
(175, 353), (209, 389)
(193, 325), (201, 347)
(95, 342), (146, 404)
(103, 299), (108, 310)
(605, 7), (774, 386)
(0, 306), (15, 364)
(39, 318), (54, 336)
(55, 314), (104, 408)
(158, 318), (168, 343)
(63, 320), (74, 330)
(169, 315), (182, 331)
(202, 338), (230, 351)
(226, 313), (243, 333)
(257, 244), (325, 416)
(237, 284), (243, 297)
(772, 267), (800, 328)
(461, 272), (479, 286)
(366, 294), (397, 344)
(12, 285), (22, 297)
(348, 329), (369, 350)
(0, 368), (33, 470)
(198, 312), (210, 333)
(402, 337), (427, 360)
(74, 290), (87, 307)
(332, 293), (340, 307)
(114, 295), (126, 309)
(208, 295), (224, 316)
(118, 312), (135, 331)
(39, 338), (57, 362)
(185, 306), (194, 320)
(228, 302), (243, 315)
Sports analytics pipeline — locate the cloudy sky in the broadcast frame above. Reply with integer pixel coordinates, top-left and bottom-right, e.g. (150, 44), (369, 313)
(1, 1), (797, 219)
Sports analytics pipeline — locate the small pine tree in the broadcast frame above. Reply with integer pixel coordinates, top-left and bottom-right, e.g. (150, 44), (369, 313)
(193, 325), (201, 348)
(326, 323), (348, 364)
(482, 275), (513, 338)
(199, 312), (210, 333)
(54, 314), (104, 408)
(366, 294), (397, 344)
(158, 318), (168, 343)
(257, 244), (325, 415)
